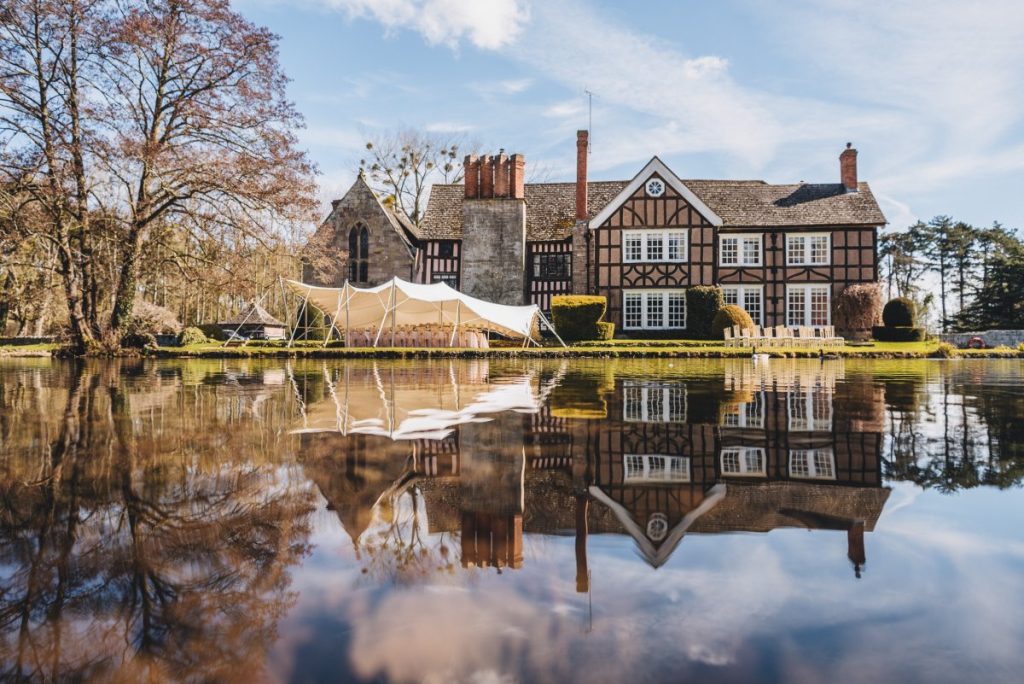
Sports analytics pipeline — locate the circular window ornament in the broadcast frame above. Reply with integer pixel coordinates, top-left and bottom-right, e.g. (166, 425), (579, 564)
(647, 512), (669, 542)
(645, 178), (665, 197)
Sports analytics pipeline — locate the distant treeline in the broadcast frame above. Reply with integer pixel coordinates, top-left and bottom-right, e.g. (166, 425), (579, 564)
(880, 217), (1023, 332)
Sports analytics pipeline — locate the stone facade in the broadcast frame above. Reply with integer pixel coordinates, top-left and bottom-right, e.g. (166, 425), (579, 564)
(938, 330), (1024, 348)
(460, 198), (527, 305)
(303, 175), (415, 288)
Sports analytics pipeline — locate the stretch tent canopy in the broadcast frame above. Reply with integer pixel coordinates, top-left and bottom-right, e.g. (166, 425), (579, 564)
(283, 276), (554, 343)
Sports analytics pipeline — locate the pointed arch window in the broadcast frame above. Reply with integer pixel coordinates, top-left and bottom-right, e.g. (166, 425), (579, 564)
(348, 224), (369, 283)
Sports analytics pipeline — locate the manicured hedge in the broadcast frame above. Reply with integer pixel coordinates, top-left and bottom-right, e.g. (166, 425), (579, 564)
(872, 325), (926, 342)
(551, 295), (608, 342)
(596, 321), (615, 341)
(686, 286), (724, 340)
(177, 326), (209, 346)
(882, 297), (916, 327)
(711, 305), (754, 340)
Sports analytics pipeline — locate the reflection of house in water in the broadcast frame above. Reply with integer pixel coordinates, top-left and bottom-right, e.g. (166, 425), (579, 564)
(292, 359), (889, 581)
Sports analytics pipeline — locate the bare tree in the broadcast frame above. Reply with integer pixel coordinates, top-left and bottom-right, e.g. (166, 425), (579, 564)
(0, 0), (318, 350)
(359, 128), (467, 226)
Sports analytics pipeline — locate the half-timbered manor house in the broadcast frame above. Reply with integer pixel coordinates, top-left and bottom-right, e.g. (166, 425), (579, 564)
(306, 131), (886, 336)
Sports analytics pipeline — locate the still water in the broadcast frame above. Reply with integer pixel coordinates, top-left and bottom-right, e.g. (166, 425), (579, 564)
(1, 358), (1022, 683)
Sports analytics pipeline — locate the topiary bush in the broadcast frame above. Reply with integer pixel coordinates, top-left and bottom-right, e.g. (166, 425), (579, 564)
(872, 325), (926, 342)
(883, 297), (916, 327)
(596, 321), (615, 341)
(711, 305), (754, 340)
(177, 326), (208, 346)
(551, 295), (608, 342)
(296, 303), (325, 341)
(686, 286), (724, 340)
(834, 283), (882, 340)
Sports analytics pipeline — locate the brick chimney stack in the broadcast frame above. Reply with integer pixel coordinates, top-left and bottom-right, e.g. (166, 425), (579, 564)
(464, 155), (479, 199)
(480, 154), (494, 198)
(464, 152), (524, 200)
(576, 130), (589, 220)
(840, 142), (858, 192)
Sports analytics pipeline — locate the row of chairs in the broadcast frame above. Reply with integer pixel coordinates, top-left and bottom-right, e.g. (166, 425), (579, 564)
(345, 327), (490, 349)
(724, 325), (844, 348)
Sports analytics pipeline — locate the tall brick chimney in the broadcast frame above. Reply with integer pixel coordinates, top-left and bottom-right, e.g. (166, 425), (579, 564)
(480, 154), (494, 198)
(840, 142), (858, 192)
(509, 154), (525, 199)
(464, 155), (479, 199)
(576, 130), (588, 220)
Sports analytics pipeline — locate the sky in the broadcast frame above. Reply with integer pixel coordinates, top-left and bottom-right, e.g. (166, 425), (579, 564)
(237, 0), (1024, 232)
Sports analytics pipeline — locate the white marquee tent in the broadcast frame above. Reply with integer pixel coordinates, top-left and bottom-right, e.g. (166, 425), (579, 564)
(281, 277), (563, 347)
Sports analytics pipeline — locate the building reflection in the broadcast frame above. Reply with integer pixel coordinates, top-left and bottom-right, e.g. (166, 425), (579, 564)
(295, 358), (890, 583)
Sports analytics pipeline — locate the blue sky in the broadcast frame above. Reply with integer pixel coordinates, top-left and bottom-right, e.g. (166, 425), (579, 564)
(237, 0), (1024, 231)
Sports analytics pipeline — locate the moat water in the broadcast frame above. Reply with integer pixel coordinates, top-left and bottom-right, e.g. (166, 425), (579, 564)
(1, 358), (1022, 683)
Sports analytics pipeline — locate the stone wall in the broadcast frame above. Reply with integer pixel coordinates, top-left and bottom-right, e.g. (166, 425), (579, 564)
(303, 177), (415, 288)
(938, 330), (1024, 348)
(460, 198), (527, 305)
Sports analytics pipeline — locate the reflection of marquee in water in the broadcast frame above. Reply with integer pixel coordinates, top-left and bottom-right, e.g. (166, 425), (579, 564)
(295, 359), (889, 577)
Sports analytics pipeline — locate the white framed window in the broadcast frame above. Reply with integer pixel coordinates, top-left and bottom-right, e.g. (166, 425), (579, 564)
(622, 290), (686, 330)
(721, 285), (764, 325)
(721, 391), (765, 428)
(786, 285), (831, 327)
(720, 447), (766, 477)
(786, 233), (831, 266)
(623, 381), (686, 423)
(789, 448), (836, 480)
(787, 387), (833, 431)
(624, 454), (691, 483)
(622, 229), (688, 263)
(720, 234), (762, 267)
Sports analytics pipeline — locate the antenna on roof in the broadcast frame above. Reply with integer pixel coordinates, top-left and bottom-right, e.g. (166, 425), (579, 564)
(584, 88), (596, 153)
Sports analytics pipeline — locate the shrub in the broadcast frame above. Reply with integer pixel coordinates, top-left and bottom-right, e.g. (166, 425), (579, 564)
(686, 286), (724, 340)
(596, 321), (615, 341)
(297, 304), (325, 341)
(177, 326), (208, 346)
(198, 323), (227, 341)
(128, 300), (182, 336)
(122, 331), (157, 349)
(872, 325), (926, 342)
(883, 297), (916, 327)
(834, 283), (882, 339)
(931, 341), (957, 358)
(711, 305), (754, 340)
(551, 295), (608, 342)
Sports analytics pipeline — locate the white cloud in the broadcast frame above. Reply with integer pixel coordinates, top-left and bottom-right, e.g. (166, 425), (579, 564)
(425, 120), (476, 133)
(320, 0), (530, 50)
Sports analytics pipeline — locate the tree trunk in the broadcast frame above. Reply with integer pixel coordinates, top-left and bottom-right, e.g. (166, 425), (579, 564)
(109, 227), (144, 343)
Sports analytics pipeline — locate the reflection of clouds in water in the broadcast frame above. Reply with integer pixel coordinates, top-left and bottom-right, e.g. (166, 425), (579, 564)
(271, 505), (1024, 683)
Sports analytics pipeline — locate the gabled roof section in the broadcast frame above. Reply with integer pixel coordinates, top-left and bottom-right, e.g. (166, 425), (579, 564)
(219, 302), (285, 327)
(588, 156), (725, 229)
(685, 180), (887, 227)
(321, 174), (418, 257)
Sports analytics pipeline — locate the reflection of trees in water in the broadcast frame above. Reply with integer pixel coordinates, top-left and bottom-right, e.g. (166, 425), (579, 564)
(883, 364), (1024, 491)
(0, 361), (316, 682)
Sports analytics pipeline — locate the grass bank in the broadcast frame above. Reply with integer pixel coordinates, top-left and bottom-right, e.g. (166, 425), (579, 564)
(3, 339), (1022, 360)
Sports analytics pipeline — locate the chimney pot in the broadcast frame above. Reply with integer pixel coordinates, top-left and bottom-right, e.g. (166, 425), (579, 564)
(464, 155), (479, 199)
(576, 130), (589, 221)
(494, 152), (510, 198)
(840, 143), (858, 192)
(509, 154), (525, 199)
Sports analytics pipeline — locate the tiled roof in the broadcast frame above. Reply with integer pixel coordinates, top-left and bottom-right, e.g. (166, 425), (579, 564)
(417, 179), (885, 240)
(219, 302), (285, 327)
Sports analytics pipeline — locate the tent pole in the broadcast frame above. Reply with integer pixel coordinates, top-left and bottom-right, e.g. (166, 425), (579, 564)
(390, 280), (397, 347)
(373, 281), (395, 347)
(538, 311), (567, 348)
(323, 282), (348, 348)
(449, 300), (460, 347)
(224, 287), (270, 348)
(288, 288), (310, 347)
(344, 282), (351, 348)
